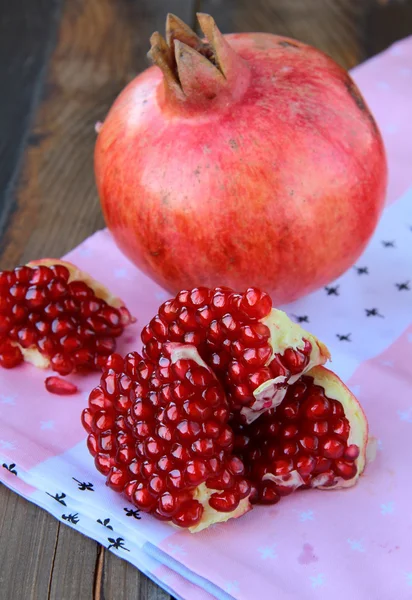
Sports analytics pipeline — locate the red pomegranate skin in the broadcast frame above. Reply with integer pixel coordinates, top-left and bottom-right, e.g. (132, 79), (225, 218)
(95, 29), (387, 304)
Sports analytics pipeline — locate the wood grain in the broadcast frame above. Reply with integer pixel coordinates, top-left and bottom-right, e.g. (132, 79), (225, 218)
(198, 0), (367, 68)
(0, 486), (59, 600)
(0, 0), (63, 235)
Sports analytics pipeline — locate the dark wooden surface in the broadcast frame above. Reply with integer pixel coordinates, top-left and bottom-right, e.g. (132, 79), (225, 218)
(0, 0), (411, 598)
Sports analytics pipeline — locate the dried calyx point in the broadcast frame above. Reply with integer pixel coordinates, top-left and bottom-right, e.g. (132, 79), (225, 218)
(148, 13), (250, 104)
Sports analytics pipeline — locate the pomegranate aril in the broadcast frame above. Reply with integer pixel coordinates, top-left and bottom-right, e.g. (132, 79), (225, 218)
(239, 288), (272, 320)
(295, 455), (316, 477)
(281, 347), (309, 374)
(331, 399), (345, 416)
(51, 316), (75, 337)
(45, 376), (78, 395)
(241, 345), (272, 368)
(0, 271), (15, 287)
(331, 417), (350, 439)
(172, 500), (203, 527)
(50, 264), (70, 281)
(269, 355), (289, 378)
(320, 436), (345, 459)
(189, 287), (211, 306)
(196, 305), (214, 327)
(344, 444), (360, 460)
(29, 266), (53, 286)
(248, 367), (272, 388)
(259, 484), (280, 504)
(37, 337), (57, 356)
(50, 353), (74, 375)
(313, 456), (332, 474)
(101, 307), (121, 327)
(334, 460), (358, 480)
(301, 392), (331, 420)
(0, 343), (23, 368)
(185, 459), (209, 485)
(25, 286), (48, 310)
(159, 300), (179, 323)
(233, 383), (253, 405)
(68, 280), (93, 299)
(150, 315), (169, 339)
(47, 278), (68, 300)
(107, 467), (129, 491)
(209, 491), (239, 512)
(17, 326), (37, 348)
(0, 295), (12, 314)
(9, 283), (27, 301)
(0, 315), (11, 335)
(133, 484), (157, 511)
(220, 314), (240, 340)
(176, 290), (190, 305)
(299, 435), (319, 453)
(210, 290), (231, 316)
(14, 266), (33, 283)
(239, 323), (271, 346)
(304, 420), (329, 436)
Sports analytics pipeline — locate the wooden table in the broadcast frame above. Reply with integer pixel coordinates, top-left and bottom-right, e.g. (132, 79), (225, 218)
(0, 1), (411, 598)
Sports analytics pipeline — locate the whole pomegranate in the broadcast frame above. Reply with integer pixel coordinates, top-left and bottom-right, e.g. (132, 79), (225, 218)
(95, 13), (387, 304)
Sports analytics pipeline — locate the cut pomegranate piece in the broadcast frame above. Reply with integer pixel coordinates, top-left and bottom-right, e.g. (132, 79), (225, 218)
(45, 376), (79, 395)
(0, 259), (133, 375)
(232, 366), (368, 504)
(141, 286), (330, 422)
(82, 344), (251, 532)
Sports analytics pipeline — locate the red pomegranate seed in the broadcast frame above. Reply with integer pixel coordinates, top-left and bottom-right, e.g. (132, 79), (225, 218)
(241, 345), (272, 368)
(196, 305), (214, 327)
(268, 355), (289, 378)
(239, 288), (272, 320)
(9, 283), (27, 301)
(344, 444), (360, 460)
(281, 347), (309, 374)
(331, 417), (350, 439)
(50, 353), (74, 375)
(14, 266), (33, 283)
(301, 391), (331, 419)
(158, 300), (179, 323)
(0, 315), (11, 335)
(320, 436), (345, 459)
(45, 376), (79, 395)
(334, 460), (358, 480)
(50, 264), (70, 281)
(47, 278), (68, 300)
(0, 343), (23, 368)
(172, 500), (203, 527)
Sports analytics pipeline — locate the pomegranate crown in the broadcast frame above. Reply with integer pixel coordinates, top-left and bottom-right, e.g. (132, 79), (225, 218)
(148, 13), (250, 106)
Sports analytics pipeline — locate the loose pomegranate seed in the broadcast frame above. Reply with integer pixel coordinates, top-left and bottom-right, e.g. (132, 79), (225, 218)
(45, 376), (79, 395)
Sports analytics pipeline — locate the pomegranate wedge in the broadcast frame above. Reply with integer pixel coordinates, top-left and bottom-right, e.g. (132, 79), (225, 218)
(0, 259), (133, 374)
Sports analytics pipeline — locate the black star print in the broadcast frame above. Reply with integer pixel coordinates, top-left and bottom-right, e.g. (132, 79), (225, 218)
(108, 537), (130, 552)
(325, 285), (339, 296)
(396, 281), (410, 291)
(97, 518), (113, 530)
(2, 463), (17, 475)
(46, 492), (67, 506)
(292, 315), (309, 324)
(72, 478), (94, 491)
(382, 240), (395, 248)
(365, 308), (384, 318)
(62, 513), (79, 525)
(124, 507), (141, 520)
(336, 333), (351, 342)
(355, 266), (369, 275)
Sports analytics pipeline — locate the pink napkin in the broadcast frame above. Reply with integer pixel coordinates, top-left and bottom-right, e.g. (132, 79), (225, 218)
(1, 36), (412, 600)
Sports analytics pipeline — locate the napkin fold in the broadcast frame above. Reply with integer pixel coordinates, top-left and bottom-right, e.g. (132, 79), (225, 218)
(1, 37), (412, 600)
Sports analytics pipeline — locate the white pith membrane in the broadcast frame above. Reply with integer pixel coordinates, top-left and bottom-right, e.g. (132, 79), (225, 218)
(262, 365), (369, 492)
(11, 259), (126, 369)
(167, 344), (251, 532)
(242, 309), (330, 423)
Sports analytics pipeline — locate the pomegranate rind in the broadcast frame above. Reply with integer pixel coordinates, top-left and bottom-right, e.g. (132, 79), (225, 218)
(242, 309), (330, 422)
(307, 366), (368, 489)
(185, 483), (251, 533)
(11, 259), (131, 370)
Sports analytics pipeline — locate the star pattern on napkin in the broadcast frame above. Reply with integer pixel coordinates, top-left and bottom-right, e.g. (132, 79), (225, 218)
(0, 395), (16, 405)
(258, 545), (277, 560)
(299, 510), (314, 522)
(347, 539), (365, 552)
(310, 574), (325, 588)
(381, 502), (395, 516)
(398, 408), (412, 423)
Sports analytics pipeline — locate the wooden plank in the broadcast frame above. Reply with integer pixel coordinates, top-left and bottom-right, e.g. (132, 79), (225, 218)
(48, 525), (99, 599)
(0, 484), (59, 600)
(197, 0), (367, 68)
(0, 0), (63, 236)
(102, 549), (171, 600)
(365, 0), (412, 58)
